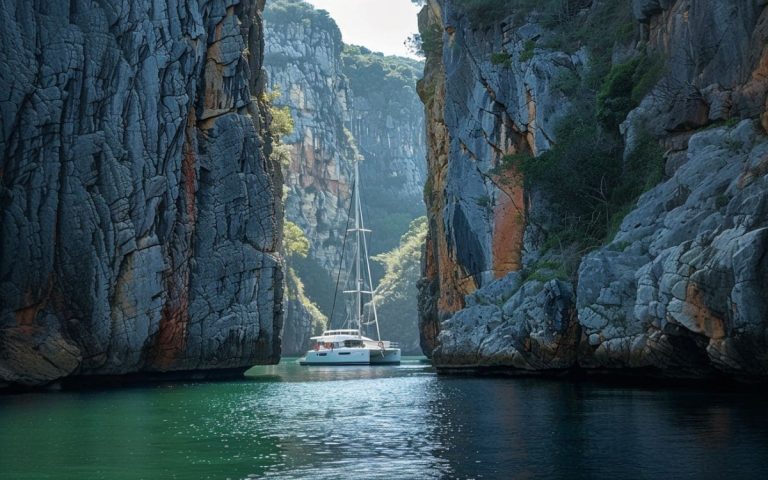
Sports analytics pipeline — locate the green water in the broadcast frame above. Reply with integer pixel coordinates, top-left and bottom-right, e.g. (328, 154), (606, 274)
(1, 358), (768, 479)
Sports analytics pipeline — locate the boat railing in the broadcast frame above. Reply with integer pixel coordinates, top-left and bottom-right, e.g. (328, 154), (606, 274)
(364, 340), (400, 349)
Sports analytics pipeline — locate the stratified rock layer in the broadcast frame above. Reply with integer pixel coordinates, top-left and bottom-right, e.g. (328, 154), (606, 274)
(421, 0), (768, 382)
(0, 0), (283, 388)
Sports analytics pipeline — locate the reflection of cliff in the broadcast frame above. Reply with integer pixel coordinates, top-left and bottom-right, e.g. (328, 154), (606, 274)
(419, 0), (768, 381)
(0, 0), (283, 389)
(265, 0), (425, 354)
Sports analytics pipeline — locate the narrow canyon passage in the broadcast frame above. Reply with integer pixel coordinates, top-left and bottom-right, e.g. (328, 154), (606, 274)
(1, 0), (768, 478)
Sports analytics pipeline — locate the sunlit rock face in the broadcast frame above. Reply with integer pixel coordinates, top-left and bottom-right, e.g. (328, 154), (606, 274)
(0, 0), (283, 388)
(264, 3), (354, 275)
(420, 0), (768, 381)
(264, 2), (355, 355)
(264, 1), (426, 355)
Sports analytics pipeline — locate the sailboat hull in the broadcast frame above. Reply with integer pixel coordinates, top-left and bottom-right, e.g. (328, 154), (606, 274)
(299, 347), (370, 365)
(299, 347), (401, 365)
(369, 349), (401, 365)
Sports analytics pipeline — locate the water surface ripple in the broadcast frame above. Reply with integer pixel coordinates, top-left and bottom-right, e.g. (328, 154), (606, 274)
(1, 358), (767, 479)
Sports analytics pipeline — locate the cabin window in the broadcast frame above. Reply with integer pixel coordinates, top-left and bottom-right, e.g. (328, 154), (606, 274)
(343, 340), (364, 348)
(318, 353), (327, 356)
(338, 352), (351, 355)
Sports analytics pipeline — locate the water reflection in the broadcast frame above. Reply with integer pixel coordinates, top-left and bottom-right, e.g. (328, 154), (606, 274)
(1, 359), (767, 479)
(427, 379), (768, 479)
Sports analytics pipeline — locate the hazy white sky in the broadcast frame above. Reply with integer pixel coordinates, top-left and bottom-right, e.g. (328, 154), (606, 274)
(304, 0), (421, 58)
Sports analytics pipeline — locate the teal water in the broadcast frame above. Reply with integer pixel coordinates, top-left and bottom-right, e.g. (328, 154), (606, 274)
(1, 358), (768, 479)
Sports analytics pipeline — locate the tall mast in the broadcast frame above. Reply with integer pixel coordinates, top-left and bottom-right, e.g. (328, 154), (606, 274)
(343, 159), (374, 338)
(354, 160), (362, 337)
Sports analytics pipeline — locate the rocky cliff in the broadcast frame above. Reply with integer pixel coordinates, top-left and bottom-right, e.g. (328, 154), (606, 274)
(264, 0), (354, 275)
(419, 0), (768, 382)
(343, 46), (427, 256)
(264, 0), (353, 354)
(0, 0), (283, 389)
(264, 0), (426, 354)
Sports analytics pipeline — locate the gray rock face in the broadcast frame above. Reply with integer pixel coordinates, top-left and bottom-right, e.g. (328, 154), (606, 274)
(0, 0), (283, 388)
(281, 267), (322, 356)
(265, 1), (426, 353)
(434, 273), (578, 371)
(264, 3), (354, 274)
(418, 0), (584, 352)
(264, 2), (353, 354)
(344, 51), (426, 215)
(625, 0), (768, 142)
(420, 0), (768, 381)
(579, 121), (768, 378)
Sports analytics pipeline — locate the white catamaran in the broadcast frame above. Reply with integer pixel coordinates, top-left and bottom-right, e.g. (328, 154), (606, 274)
(299, 160), (401, 366)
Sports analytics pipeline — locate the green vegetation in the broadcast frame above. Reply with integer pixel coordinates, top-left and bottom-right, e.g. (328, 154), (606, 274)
(519, 40), (535, 62)
(491, 51), (512, 68)
(475, 194), (492, 208)
(552, 69), (581, 96)
(596, 59), (640, 131)
(342, 45), (423, 104)
(283, 221), (310, 258)
(516, 258), (570, 284)
(286, 267), (328, 337)
(597, 54), (666, 132)
(616, 131), (665, 204)
(283, 220), (327, 336)
(269, 105), (294, 139)
(290, 255), (338, 324)
(371, 217), (428, 353)
(454, 0), (514, 28)
(410, 23), (444, 58)
(265, 0), (339, 37)
(263, 88), (295, 168)
(502, 94), (665, 254)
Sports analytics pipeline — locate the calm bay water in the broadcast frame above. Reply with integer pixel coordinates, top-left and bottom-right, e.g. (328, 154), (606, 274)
(1, 358), (767, 479)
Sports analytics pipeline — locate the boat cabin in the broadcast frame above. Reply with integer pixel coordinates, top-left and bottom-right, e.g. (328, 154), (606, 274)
(309, 330), (373, 351)
(321, 329), (361, 336)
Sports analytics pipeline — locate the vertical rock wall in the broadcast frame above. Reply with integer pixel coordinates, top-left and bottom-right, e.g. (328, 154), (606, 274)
(343, 47), (426, 226)
(264, 0), (426, 354)
(264, 2), (354, 275)
(417, 0), (581, 355)
(419, 0), (768, 381)
(263, 1), (354, 355)
(0, 0), (283, 388)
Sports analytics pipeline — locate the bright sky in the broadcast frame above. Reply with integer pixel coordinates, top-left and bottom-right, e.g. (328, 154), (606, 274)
(304, 0), (421, 59)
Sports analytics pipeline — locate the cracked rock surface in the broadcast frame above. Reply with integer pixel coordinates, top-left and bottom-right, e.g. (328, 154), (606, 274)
(0, 0), (283, 388)
(420, 0), (768, 381)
